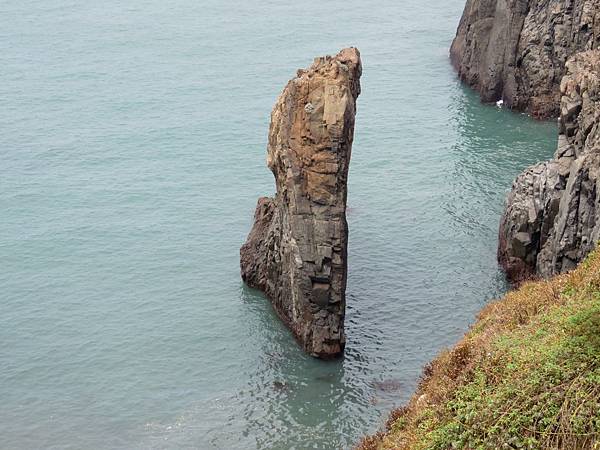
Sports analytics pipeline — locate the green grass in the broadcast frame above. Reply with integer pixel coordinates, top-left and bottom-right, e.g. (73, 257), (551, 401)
(357, 251), (600, 450)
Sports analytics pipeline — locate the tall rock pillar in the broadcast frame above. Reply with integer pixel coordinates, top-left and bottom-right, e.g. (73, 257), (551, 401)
(240, 48), (362, 358)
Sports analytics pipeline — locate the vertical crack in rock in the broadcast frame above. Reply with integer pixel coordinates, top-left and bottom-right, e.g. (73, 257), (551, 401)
(499, 50), (600, 282)
(450, 0), (600, 118)
(240, 48), (362, 358)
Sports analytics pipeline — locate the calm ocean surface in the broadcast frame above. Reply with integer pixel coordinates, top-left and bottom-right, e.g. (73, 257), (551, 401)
(1, 1), (558, 449)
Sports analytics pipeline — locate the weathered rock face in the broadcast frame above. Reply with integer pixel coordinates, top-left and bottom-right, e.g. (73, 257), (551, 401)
(450, 0), (600, 118)
(240, 48), (362, 358)
(499, 50), (600, 281)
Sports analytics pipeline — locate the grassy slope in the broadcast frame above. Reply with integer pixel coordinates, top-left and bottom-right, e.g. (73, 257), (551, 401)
(358, 251), (600, 450)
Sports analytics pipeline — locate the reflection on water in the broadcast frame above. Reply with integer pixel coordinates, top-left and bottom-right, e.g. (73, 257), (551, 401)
(237, 287), (372, 449)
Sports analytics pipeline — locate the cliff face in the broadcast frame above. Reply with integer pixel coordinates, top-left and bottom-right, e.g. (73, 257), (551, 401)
(240, 48), (362, 358)
(499, 50), (600, 281)
(450, 0), (600, 118)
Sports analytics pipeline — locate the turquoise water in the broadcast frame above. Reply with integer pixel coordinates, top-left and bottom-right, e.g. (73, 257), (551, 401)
(1, 1), (558, 449)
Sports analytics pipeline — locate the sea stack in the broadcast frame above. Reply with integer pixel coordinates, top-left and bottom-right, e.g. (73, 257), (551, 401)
(240, 48), (362, 358)
(450, 0), (599, 118)
(499, 50), (600, 282)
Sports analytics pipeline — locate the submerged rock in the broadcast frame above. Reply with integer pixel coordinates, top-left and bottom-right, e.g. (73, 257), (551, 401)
(450, 0), (600, 118)
(372, 379), (403, 393)
(240, 48), (362, 358)
(499, 50), (600, 281)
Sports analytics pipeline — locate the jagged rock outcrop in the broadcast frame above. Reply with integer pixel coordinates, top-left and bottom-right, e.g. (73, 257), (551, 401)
(240, 48), (362, 358)
(499, 50), (600, 281)
(450, 0), (600, 118)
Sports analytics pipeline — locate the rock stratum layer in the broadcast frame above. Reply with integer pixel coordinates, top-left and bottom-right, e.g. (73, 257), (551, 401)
(240, 48), (361, 358)
(450, 0), (600, 118)
(499, 50), (600, 281)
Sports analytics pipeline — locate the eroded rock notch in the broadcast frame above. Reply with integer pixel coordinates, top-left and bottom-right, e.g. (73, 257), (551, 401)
(240, 48), (362, 358)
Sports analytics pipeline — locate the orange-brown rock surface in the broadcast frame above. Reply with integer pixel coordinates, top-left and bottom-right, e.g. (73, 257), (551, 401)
(240, 48), (362, 358)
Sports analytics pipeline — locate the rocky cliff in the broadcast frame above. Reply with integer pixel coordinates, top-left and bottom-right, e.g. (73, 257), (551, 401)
(450, 0), (600, 118)
(240, 48), (362, 358)
(499, 50), (600, 281)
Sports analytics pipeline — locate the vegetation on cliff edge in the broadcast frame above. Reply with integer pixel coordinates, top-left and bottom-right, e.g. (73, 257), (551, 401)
(358, 250), (600, 450)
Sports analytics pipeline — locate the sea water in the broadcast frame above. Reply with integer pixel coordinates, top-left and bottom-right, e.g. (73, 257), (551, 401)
(1, 1), (557, 448)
